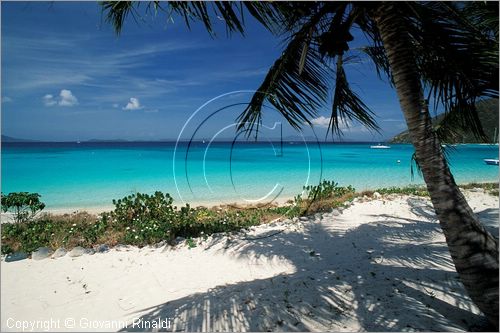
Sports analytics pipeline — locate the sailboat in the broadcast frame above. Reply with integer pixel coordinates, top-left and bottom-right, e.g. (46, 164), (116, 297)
(483, 159), (499, 165)
(370, 143), (391, 149)
(483, 127), (499, 165)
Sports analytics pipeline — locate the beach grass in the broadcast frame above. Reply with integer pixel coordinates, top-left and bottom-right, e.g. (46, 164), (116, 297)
(1, 182), (497, 255)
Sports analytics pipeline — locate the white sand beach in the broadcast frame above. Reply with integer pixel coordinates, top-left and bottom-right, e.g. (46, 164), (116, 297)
(1, 189), (498, 332)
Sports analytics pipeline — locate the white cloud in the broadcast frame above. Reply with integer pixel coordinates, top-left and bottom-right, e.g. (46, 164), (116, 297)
(58, 89), (78, 106)
(123, 97), (142, 110)
(310, 116), (350, 129)
(1, 96), (13, 103)
(43, 89), (78, 107)
(43, 94), (57, 106)
(310, 116), (330, 128)
(112, 103), (119, 108)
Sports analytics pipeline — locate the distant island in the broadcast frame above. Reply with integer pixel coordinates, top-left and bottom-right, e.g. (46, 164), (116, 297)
(0, 135), (41, 143)
(1, 135), (389, 144)
(6, 97), (498, 146)
(391, 99), (499, 144)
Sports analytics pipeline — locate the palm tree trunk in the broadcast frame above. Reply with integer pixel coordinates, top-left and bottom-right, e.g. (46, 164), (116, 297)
(372, 3), (499, 327)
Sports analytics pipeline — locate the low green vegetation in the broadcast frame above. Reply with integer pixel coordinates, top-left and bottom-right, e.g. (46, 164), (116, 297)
(458, 182), (499, 197)
(459, 182), (499, 191)
(294, 181), (356, 215)
(374, 185), (429, 197)
(1, 181), (497, 255)
(1, 192), (46, 223)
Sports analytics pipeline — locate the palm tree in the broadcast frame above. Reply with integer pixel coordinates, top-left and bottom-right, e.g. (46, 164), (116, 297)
(101, 1), (499, 326)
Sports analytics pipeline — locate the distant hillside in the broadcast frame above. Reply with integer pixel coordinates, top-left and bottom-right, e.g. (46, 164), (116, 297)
(86, 139), (129, 143)
(1, 135), (39, 143)
(391, 99), (499, 143)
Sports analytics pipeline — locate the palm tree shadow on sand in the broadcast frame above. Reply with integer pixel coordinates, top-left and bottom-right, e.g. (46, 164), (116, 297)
(121, 199), (497, 332)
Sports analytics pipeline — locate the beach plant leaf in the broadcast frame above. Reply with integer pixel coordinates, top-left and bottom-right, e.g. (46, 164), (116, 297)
(1, 192), (45, 223)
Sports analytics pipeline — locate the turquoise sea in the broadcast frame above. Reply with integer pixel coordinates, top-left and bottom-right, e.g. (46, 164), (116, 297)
(1, 142), (498, 209)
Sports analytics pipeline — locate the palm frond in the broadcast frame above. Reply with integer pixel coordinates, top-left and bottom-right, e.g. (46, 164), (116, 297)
(101, 1), (289, 38)
(101, 1), (238, 37)
(410, 152), (422, 181)
(241, 2), (287, 35)
(328, 55), (379, 136)
(361, 45), (393, 85)
(236, 9), (332, 137)
(405, 2), (498, 141)
(100, 1), (137, 34)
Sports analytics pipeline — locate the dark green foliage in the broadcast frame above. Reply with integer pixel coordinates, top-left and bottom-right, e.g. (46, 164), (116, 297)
(1, 243), (13, 255)
(459, 182), (498, 190)
(110, 192), (178, 245)
(1, 192), (45, 223)
(460, 182), (500, 197)
(107, 192), (262, 246)
(292, 180), (356, 215)
(302, 180), (355, 201)
(1, 213), (108, 254)
(0, 182), (488, 254)
(266, 205), (302, 219)
(174, 206), (261, 239)
(375, 186), (429, 197)
(111, 192), (177, 223)
(392, 99), (499, 143)
(1, 220), (55, 253)
(186, 237), (197, 249)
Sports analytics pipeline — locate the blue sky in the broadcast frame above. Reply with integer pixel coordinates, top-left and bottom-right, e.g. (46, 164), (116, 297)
(2, 1), (407, 142)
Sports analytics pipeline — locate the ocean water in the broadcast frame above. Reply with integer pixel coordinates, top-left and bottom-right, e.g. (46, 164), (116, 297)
(1, 142), (498, 209)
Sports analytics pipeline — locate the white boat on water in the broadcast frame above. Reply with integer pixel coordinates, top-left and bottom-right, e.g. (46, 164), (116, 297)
(370, 143), (391, 149)
(483, 159), (499, 165)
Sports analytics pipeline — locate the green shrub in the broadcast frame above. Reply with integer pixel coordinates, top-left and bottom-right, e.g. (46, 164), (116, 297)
(3, 182), (463, 254)
(1, 192), (45, 223)
(290, 180), (356, 215)
(1, 243), (13, 255)
(301, 180), (355, 201)
(110, 192), (179, 245)
(1, 220), (54, 253)
(266, 205), (302, 218)
(181, 207), (261, 236)
(107, 192), (265, 245)
(460, 182), (498, 190)
(376, 185), (428, 196)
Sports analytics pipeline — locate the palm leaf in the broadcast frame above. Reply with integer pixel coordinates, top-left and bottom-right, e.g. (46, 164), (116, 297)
(361, 2), (497, 142)
(100, 1), (136, 34)
(328, 55), (379, 136)
(361, 45), (393, 85)
(236, 8), (332, 136)
(101, 1), (287, 37)
(406, 2), (498, 141)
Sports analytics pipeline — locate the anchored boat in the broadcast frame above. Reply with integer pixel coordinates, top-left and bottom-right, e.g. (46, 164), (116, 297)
(483, 159), (499, 165)
(370, 143), (391, 149)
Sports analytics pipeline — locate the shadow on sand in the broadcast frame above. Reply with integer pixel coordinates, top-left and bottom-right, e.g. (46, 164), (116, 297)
(122, 198), (497, 332)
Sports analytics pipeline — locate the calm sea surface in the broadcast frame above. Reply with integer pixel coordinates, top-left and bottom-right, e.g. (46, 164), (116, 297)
(2, 142), (498, 209)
